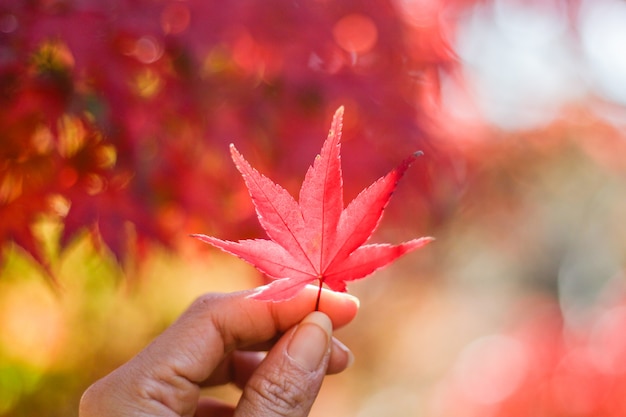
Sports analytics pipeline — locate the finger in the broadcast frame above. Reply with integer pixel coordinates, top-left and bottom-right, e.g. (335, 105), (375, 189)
(80, 288), (358, 417)
(203, 336), (354, 387)
(236, 312), (333, 417)
(327, 337), (355, 375)
(139, 285), (359, 385)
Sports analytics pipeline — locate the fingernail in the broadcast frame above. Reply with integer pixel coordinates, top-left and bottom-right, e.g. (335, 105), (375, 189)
(332, 337), (355, 368)
(287, 312), (332, 372)
(340, 293), (360, 309)
(324, 290), (360, 309)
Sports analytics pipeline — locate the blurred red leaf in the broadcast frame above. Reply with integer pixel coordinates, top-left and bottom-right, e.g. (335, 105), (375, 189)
(193, 107), (433, 302)
(1, 0), (463, 272)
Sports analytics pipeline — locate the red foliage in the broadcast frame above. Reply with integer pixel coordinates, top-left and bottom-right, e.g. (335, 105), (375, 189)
(435, 298), (626, 417)
(0, 0), (463, 271)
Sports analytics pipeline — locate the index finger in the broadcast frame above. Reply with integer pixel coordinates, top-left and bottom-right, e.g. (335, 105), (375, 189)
(136, 285), (359, 385)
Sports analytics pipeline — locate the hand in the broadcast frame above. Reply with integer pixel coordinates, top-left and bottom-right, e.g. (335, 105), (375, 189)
(79, 285), (360, 417)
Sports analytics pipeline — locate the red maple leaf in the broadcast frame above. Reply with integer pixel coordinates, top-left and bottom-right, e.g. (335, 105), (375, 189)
(192, 106), (433, 306)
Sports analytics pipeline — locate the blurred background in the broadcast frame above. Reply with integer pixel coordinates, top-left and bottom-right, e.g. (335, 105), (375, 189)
(2, 0), (626, 415)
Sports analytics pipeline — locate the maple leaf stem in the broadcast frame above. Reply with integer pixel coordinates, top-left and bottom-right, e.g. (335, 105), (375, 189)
(314, 278), (323, 311)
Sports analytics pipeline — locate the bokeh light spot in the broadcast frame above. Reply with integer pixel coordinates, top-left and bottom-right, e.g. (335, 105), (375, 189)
(0, 171), (23, 204)
(133, 36), (163, 64)
(96, 144), (117, 169)
(57, 115), (86, 158)
(85, 173), (106, 195)
(58, 166), (78, 189)
(0, 13), (18, 33)
(395, 0), (440, 27)
(580, 0), (626, 105)
(453, 335), (528, 404)
(31, 39), (75, 71)
(161, 2), (190, 34)
(0, 282), (66, 369)
(133, 68), (162, 98)
(333, 14), (378, 54)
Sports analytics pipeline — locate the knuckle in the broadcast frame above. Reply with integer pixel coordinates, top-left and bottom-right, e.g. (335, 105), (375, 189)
(79, 383), (98, 416)
(245, 367), (312, 415)
(190, 292), (219, 308)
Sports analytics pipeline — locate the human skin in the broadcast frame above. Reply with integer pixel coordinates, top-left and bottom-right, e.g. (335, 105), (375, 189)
(79, 285), (360, 417)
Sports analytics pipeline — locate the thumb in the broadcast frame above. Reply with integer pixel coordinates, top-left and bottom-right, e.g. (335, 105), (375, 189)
(235, 311), (333, 417)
